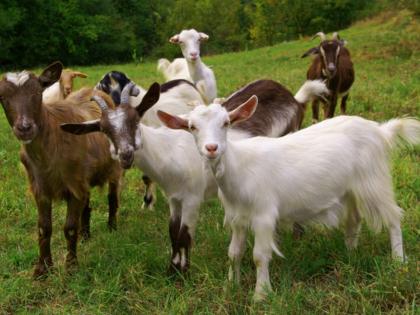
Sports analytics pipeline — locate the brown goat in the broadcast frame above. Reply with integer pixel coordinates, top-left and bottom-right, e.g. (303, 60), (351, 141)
(43, 68), (88, 104)
(0, 62), (122, 278)
(222, 79), (305, 135)
(302, 32), (355, 122)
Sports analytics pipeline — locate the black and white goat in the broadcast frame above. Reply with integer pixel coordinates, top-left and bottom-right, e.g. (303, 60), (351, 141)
(95, 71), (206, 209)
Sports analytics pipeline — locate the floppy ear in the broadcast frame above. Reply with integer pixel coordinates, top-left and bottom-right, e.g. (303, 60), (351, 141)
(136, 82), (160, 117)
(39, 61), (63, 89)
(301, 47), (320, 58)
(157, 110), (189, 130)
(169, 34), (180, 44)
(72, 71), (88, 79)
(198, 32), (209, 41)
(60, 119), (101, 135)
(229, 95), (258, 125)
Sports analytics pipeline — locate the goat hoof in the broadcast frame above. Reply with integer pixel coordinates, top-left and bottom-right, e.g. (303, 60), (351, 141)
(167, 262), (182, 276)
(33, 260), (53, 279)
(65, 256), (78, 274)
(142, 195), (155, 210)
(80, 230), (91, 241)
(107, 220), (117, 231)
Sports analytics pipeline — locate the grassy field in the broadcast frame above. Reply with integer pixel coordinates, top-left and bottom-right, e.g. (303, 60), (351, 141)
(0, 10), (419, 314)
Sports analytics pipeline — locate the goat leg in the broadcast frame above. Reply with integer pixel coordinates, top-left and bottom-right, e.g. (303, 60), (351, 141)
(141, 175), (156, 210)
(311, 100), (320, 124)
(340, 94), (349, 114)
(107, 182), (119, 231)
(64, 195), (84, 273)
(33, 197), (53, 279)
(168, 215), (182, 275)
(80, 195), (91, 241)
(326, 93), (338, 118)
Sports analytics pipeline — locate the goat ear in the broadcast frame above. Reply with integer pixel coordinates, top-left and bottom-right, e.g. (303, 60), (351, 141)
(136, 82), (160, 117)
(169, 34), (180, 44)
(39, 61), (63, 89)
(301, 47), (319, 58)
(72, 71), (88, 79)
(198, 32), (209, 41)
(60, 119), (101, 135)
(157, 110), (189, 130)
(229, 95), (258, 125)
(339, 40), (347, 46)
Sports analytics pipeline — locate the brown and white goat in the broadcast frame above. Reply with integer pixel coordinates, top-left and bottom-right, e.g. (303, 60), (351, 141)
(43, 68), (88, 104)
(0, 62), (122, 278)
(302, 32), (355, 122)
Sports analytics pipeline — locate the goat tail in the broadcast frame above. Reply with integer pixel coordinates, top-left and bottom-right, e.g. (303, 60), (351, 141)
(157, 58), (171, 74)
(294, 79), (329, 105)
(380, 118), (420, 148)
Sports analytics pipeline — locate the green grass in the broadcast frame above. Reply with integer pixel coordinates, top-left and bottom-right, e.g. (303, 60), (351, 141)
(0, 10), (419, 314)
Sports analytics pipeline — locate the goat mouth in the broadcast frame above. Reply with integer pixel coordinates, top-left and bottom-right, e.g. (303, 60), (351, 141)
(119, 157), (134, 169)
(205, 153), (219, 160)
(14, 129), (37, 143)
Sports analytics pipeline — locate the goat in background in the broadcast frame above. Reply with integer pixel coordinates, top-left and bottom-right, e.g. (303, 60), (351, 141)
(302, 32), (355, 122)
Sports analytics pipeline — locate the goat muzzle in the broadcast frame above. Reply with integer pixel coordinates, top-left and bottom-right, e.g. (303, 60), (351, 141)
(119, 150), (134, 169)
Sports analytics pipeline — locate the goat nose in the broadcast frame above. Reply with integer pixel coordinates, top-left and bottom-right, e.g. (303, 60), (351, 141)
(190, 52), (198, 58)
(328, 63), (336, 72)
(205, 144), (218, 153)
(17, 123), (32, 132)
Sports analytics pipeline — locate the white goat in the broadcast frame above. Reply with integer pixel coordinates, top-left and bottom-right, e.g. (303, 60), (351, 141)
(159, 96), (419, 301)
(62, 80), (323, 274)
(158, 29), (217, 103)
(43, 69), (88, 104)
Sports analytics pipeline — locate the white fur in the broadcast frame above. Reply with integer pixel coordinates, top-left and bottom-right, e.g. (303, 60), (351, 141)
(142, 82), (206, 127)
(6, 71), (30, 86)
(185, 104), (418, 300)
(294, 79), (329, 104)
(158, 29), (217, 103)
(43, 82), (63, 104)
(157, 58), (191, 81)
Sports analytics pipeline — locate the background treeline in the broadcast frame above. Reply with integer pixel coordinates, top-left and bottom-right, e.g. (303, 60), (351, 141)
(0, 0), (418, 70)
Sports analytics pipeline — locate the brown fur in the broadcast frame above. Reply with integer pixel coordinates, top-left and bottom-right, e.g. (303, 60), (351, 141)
(223, 79), (304, 135)
(0, 62), (122, 278)
(304, 37), (355, 120)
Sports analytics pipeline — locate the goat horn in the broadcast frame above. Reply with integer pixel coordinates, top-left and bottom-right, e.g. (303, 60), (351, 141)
(91, 95), (109, 112)
(332, 32), (340, 40)
(312, 32), (327, 41)
(120, 82), (139, 105)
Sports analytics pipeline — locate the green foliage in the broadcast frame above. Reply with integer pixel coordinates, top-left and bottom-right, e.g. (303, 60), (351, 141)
(0, 10), (419, 314)
(1, 0), (418, 69)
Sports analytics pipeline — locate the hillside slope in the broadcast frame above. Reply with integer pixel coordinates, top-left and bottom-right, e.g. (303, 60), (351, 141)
(0, 10), (418, 314)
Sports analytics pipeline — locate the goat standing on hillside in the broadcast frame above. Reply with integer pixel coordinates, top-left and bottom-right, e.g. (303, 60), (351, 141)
(0, 62), (123, 278)
(158, 29), (217, 103)
(302, 32), (355, 122)
(159, 96), (418, 301)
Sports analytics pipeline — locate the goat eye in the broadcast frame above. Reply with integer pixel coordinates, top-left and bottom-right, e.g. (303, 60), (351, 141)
(190, 125), (196, 131)
(223, 121), (229, 128)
